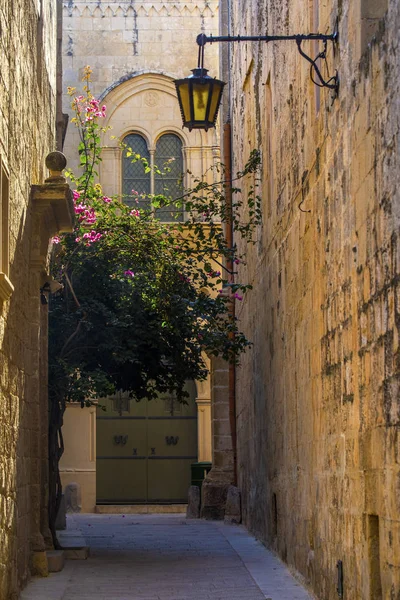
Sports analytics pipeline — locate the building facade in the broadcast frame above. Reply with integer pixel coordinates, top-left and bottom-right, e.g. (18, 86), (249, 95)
(0, 1), (73, 597)
(222, 0), (400, 598)
(60, 0), (218, 511)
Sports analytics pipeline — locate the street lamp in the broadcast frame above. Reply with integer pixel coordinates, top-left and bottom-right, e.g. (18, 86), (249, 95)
(175, 27), (339, 131)
(174, 43), (225, 131)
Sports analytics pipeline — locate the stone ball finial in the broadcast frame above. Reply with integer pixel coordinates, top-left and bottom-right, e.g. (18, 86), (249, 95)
(46, 151), (67, 172)
(45, 151), (67, 183)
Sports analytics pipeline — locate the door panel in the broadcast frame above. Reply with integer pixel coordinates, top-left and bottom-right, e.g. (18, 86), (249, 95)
(97, 459), (147, 503)
(97, 418), (147, 458)
(147, 459), (195, 502)
(96, 383), (197, 503)
(148, 418), (197, 457)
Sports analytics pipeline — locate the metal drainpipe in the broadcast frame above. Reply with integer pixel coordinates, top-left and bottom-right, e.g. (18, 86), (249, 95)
(223, 120), (237, 486)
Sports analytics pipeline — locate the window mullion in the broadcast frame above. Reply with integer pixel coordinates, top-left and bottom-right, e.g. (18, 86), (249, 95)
(150, 149), (155, 215)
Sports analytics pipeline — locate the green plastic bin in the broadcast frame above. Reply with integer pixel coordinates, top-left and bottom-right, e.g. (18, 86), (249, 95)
(191, 461), (212, 493)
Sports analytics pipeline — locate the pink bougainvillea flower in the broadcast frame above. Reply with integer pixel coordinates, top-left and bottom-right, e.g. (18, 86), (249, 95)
(82, 230), (102, 244)
(131, 189), (139, 196)
(124, 270), (135, 278)
(234, 258), (241, 265)
(234, 293), (243, 301)
(74, 202), (87, 214)
(51, 236), (61, 244)
(130, 209), (140, 217)
(75, 237), (81, 243)
(72, 190), (81, 202)
(79, 207), (97, 225)
(178, 274), (191, 283)
(103, 196), (112, 203)
(84, 98), (106, 120)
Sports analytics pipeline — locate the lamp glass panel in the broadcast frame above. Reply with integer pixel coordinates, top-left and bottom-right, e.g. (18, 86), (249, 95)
(177, 83), (191, 122)
(192, 82), (210, 122)
(208, 82), (223, 124)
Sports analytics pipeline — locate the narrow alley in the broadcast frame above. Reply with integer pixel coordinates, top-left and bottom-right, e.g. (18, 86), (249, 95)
(20, 514), (313, 600)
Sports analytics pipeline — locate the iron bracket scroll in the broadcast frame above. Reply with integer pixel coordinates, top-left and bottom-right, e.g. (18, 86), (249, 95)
(196, 22), (339, 97)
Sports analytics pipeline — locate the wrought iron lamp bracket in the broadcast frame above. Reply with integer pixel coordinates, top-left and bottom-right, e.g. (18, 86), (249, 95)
(196, 23), (339, 98)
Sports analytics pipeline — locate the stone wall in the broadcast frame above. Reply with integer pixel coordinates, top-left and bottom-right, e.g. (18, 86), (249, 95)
(227, 0), (400, 598)
(0, 2), (69, 597)
(62, 0), (220, 144)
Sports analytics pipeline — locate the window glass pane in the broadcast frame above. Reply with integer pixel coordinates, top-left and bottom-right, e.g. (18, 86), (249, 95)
(122, 134), (151, 210)
(154, 134), (184, 222)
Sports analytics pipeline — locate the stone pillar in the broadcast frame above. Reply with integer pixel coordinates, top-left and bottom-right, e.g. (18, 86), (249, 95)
(30, 152), (74, 568)
(28, 265), (48, 577)
(195, 356), (212, 463)
(39, 302), (52, 549)
(59, 404), (97, 513)
(201, 356), (234, 519)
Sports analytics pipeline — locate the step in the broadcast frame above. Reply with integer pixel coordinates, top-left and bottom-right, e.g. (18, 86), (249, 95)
(64, 546), (90, 560)
(46, 550), (65, 572)
(95, 504), (187, 514)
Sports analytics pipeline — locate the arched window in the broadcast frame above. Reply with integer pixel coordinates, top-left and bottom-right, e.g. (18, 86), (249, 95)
(122, 132), (184, 221)
(154, 134), (184, 222)
(122, 133), (151, 210)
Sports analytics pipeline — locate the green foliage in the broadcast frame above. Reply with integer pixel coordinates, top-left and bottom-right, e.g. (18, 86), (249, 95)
(50, 68), (262, 406)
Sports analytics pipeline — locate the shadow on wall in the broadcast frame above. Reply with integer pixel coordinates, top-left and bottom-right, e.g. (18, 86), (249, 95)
(0, 210), (49, 596)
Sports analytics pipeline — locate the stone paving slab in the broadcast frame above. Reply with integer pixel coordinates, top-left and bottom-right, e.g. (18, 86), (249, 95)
(20, 514), (314, 600)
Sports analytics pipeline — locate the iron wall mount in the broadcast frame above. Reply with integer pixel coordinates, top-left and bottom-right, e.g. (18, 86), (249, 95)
(196, 26), (339, 97)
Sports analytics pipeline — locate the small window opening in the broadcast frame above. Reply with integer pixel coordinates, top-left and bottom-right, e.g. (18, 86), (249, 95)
(367, 514), (382, 599)
(272, 493), (278, 538)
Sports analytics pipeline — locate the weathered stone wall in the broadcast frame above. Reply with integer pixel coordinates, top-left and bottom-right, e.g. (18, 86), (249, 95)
(0, 1), (60, 597)
(228, 0), (400, 598)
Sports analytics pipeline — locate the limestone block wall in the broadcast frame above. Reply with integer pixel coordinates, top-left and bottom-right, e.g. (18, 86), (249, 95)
(62, 0), (220, 172)
(227, 0), (400, 598)
(0, 1), (62, 597)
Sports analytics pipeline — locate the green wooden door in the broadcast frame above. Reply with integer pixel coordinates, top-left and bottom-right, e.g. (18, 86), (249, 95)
(96, 382), (197, 503)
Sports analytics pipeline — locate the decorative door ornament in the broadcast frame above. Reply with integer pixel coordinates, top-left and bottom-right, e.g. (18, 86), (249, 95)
(165, 436), (179, 446)
(112, 391), (130, 416)
(113, 434), (128, 445)
(164, 396), (181, 416)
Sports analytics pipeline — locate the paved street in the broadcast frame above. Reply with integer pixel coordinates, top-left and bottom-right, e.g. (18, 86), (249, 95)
(21, 514), (314, 600)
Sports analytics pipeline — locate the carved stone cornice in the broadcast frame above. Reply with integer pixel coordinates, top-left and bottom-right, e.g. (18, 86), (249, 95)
(30, 152), (74, 274)
(63, 1), (218, 18)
